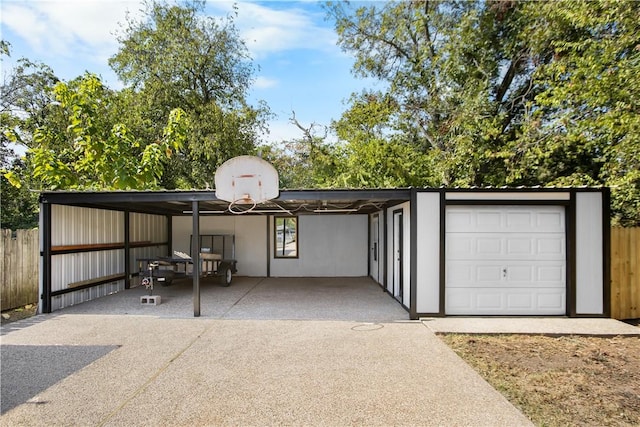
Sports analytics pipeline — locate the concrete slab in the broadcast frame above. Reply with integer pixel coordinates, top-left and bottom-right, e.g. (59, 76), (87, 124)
(52, 276), (409, 322)
(0, 314), (532, 426)
(422, 317), (640, 336)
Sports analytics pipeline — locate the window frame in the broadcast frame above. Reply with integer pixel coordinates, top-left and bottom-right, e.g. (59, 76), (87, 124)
(274, 216), (299, 259)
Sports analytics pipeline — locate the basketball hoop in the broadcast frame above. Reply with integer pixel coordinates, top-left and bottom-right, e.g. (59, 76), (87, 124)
(228, 197), (257, 214)
(215, 156), (279, 214)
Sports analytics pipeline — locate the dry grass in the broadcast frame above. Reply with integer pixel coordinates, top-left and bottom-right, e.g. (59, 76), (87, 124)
(440, 334), (640, 427)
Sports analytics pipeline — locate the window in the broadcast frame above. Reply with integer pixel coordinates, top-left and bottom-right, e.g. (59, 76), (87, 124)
(274, 217), (298, 258)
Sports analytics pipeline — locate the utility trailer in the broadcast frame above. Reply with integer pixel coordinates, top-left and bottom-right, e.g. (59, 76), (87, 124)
(137, 234), (238, 287)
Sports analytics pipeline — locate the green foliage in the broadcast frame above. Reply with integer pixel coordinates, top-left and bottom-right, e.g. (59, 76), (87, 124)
(24, 73), (188, 190)
(325, 0), (532, 186)
(0, 43), (61, 225)
(261, 114), (338, 189)
(326, 0), (640, 224)
(1, 158), (39, 229)
(502, 0), (640, 225)
(330, 93), (433, 187)
(109, 0), (268, 188)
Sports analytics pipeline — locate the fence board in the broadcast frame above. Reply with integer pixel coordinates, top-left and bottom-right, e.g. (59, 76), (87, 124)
(611, 227), (640, 320)
(1, 229), (39, 311)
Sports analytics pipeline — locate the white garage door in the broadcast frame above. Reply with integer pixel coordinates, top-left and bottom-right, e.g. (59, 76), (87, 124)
(446, 205), (566, 315)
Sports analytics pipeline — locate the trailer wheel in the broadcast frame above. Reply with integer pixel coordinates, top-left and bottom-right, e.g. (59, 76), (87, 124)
(219, 265), (232, 287)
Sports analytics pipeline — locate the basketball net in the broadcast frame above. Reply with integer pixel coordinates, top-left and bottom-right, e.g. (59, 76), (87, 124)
(228, 195), (257, 215)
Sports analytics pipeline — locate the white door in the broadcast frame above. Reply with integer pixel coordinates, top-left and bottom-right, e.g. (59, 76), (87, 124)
(370, 214), (380, 283)
(393, 210), (403, 302)
(446, 205), (566, 315)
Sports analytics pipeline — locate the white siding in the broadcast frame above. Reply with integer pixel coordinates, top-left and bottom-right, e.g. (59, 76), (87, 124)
(270, 215), (368, 277)
(172, 215), (267, 276)
(50, 282), (124, 312)
(575, 192), (604, 314)
(130, 212), (167, 243)
(369, 211), (384, 284)
(415, 192), (440, 314)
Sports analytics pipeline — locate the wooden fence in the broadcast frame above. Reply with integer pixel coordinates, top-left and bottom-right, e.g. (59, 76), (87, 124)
(611, 227), (639, 320)
(1, 229), (39, 311)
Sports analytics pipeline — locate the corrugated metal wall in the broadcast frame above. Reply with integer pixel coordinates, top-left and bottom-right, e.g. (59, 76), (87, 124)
(129, 212), (168, 277)
(49, 206), (168, 311)
(52, 205), (124, 246)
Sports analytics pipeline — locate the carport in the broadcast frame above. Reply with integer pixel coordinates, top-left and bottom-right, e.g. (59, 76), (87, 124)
(38, 188), (411, 317)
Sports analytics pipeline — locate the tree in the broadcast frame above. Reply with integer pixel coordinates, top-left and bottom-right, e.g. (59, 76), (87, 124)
(325, 0), (536, 186)
(326, 0), (640, 224)
(109, 0), (269, 188)
(503, 0), (640, 225)
(330, 93), (432, 188)
(261, 112), (337, 189)
(5, 73), (188, 190)
(1, 157), (39, 229)
(1, 60), (59, 147)
(0, 42), (58, 227)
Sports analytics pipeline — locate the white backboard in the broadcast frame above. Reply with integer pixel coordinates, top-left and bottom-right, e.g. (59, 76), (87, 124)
(214, 156), (279, 204)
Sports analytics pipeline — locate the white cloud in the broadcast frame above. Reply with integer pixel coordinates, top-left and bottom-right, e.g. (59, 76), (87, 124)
(2, 1), (340, 69)
(254, 75), (278, 89)
(1, 0), (142, 65)
(209, 1), (338, 59)
(262, 117), (337, 145)
(264, 119), (300, 144)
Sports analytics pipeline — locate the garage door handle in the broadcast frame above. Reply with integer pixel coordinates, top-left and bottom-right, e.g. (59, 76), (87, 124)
(502, 268), (507, 278)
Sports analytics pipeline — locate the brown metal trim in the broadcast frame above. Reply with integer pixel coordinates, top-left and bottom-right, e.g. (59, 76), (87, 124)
(50, 274), (127, 297)
(51, 241), (163, 254)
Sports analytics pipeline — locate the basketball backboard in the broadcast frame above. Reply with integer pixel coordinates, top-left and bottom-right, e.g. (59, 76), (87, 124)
(214, 156), (279, 207)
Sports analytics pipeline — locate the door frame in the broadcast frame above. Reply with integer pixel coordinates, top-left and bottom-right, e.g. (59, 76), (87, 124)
(392, 209), (403, 303)
(370, 213), (381, 283)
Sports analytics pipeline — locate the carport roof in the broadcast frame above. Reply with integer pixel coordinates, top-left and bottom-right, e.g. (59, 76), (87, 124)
(39, 188), (412, 216)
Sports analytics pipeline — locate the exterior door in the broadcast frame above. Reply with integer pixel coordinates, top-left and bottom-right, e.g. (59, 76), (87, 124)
(393, 210), (403, 302)
(370, 214), (380, 283)
(445, 205), (566, 315)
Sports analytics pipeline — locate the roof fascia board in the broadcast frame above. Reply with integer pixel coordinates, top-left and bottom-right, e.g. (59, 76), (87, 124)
(39, 191), (218, 205)
(278, 189), (412, 201)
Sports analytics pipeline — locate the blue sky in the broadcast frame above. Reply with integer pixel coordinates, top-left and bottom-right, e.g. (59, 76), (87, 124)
(1, 0), (376, 145)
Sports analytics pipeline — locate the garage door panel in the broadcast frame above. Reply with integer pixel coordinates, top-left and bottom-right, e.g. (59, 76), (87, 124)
(447, 234), (565, 260)
(446, 207), (565, 233)
(447, 261), (565, 287)
(445, 205), (566, 315)
(446, 287), (565, 315)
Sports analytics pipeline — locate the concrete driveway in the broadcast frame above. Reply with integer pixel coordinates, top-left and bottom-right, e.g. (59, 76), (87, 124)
(0, 277), (533, 426)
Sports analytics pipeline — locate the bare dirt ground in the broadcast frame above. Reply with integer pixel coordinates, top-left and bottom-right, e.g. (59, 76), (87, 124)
(1, 304), (38, 325)
(441, 332), (640, 427)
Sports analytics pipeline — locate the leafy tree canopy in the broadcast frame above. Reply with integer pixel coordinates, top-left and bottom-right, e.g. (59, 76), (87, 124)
(4, 73), (188, 190)
(325, 0), (640, 225)
(109, 0), (270, 188)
